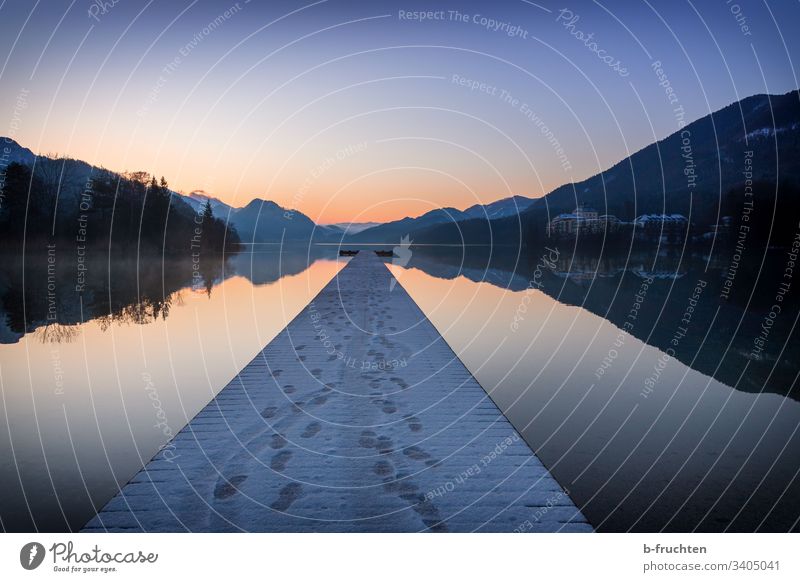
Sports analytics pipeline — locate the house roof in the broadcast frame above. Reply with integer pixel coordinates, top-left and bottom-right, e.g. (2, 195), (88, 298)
(635, 213), (688, 222)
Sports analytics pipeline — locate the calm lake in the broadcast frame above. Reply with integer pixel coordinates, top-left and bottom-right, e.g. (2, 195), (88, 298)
(1, 245), (798, 532)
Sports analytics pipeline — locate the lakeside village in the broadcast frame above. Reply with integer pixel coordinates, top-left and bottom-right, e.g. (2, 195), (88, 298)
(546, 205), (727, 243)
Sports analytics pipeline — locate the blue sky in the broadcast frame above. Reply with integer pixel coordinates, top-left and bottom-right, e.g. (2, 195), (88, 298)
(1, 0), (797, 221)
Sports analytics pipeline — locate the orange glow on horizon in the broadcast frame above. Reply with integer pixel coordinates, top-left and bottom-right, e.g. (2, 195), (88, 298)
(21, 134), (548, 224)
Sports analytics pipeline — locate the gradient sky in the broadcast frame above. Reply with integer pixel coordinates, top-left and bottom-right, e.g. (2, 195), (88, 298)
(1, 0), (798, 223)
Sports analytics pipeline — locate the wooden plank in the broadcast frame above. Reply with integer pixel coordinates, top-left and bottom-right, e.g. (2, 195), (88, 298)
(83, 252), (591, 532)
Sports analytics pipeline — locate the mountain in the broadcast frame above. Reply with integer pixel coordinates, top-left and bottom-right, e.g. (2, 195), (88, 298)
(0, 142), (332, 245)
(325, 222), (381, 235)
(410, 90), (800, 247)
(528, 90), (800, 219)
(346, 207), (462, 242)
(462, 195), (535, 220)
(228, 198), (335, 243)
(345, 195), (534, 243)
(179, 192), (535, 245)
(1, 137), (201, 223)
(0, 138), (35, 167)
(0, 139), (237, 252)
(0, 138), (97, 214)
(181, 190), (234, 217)
(170, 189), (327, 242)
(2, 137), (539, 245)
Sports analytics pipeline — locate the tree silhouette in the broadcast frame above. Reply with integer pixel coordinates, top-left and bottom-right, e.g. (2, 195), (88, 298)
(0, 158), (240, 251)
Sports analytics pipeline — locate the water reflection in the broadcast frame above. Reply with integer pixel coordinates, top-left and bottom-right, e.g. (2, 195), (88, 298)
(400, 246), (800, 401)
(0, 245), (341, 345)
(2, 242), (798, 532)
(0, 246), (343, 532)
(390, 246), (800, 532)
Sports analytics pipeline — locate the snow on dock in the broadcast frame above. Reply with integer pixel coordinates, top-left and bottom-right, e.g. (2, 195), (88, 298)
(83, 252), (591, 532)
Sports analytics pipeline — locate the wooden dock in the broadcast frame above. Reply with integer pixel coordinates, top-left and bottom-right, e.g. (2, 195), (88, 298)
(83, 253), (591, 532)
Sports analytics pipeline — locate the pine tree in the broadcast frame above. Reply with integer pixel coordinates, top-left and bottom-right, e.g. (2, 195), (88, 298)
(202, 199), (214, 223)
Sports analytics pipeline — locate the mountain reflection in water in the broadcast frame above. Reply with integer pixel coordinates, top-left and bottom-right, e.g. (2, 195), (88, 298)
(0, 246), (344, 532)
(388, 246), (800, 532)
(0, 246), (342, 344)
(1, 243), (797, 532)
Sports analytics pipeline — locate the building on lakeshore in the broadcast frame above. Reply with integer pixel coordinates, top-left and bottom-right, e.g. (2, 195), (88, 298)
(633, 213), (689, 242)
(547, 206), (622, 238)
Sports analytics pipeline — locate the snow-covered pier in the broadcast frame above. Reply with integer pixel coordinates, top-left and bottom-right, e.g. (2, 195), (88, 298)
(84, 253), (590, 532)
